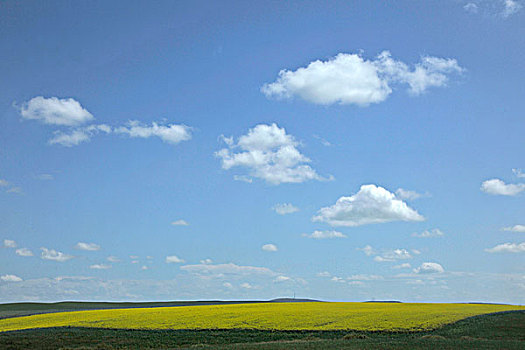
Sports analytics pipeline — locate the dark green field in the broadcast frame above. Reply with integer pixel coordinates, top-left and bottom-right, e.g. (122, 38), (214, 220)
(0, 310), (523, 349)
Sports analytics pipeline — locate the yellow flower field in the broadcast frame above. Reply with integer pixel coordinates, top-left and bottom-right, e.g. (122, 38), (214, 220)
(1, 302), (524, 333)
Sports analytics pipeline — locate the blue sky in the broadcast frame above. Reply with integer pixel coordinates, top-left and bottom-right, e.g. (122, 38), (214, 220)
(1, 0), (524, 303)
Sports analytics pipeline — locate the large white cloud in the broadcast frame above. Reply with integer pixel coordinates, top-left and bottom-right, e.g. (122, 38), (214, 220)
(40, 248), (74, 262)
(261, 51), (463, 106)
(115, 121), (192, 145)
(20, 96), (94, 126)
(215, 123), (328, 185)
(485, 242), (525, 253)
(481, 178), (525, 196)
(313, 184), (424, 227)
(413, 262), (444, 274)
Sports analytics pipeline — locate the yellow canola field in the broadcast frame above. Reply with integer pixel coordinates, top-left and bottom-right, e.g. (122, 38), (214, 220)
(1, 302), (524, 332)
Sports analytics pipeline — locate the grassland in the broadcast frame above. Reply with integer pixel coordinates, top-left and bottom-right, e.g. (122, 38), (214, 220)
(0, 310), (523, 349)
(0, 302), (523, 332)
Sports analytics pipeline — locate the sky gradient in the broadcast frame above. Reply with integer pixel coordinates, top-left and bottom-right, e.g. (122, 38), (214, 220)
(1, 0), (524, 303)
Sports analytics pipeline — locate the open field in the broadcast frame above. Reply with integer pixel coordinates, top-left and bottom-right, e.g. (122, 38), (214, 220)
(0, 302), (524, 332)
(0, 310), (523, 349)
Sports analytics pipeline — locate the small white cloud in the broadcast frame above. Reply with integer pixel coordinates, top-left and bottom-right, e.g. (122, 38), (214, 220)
(382, 249), (412, 260)
(412, 228), (444, 238)
(141, 265), (149, 271)
(131, 260), (139, 264)
(19, 96), (94, 126)
(171, 219), (189, 226)
(485, 242), (525, 253)
(481, 178), (525, 196)
(216, 123), (329, 185)
(15, 248), (33, 257)
(413, 262), (444, 274)
(262, 244), (278, 252)
(272, 203), (299, 215)
(241, 282), (255, 289)
(1, 274), (23, 282)
(115, 120), (192, 145)
(503, 225), (525, 233)
(331, 276), (345, 283)
(49, 124), (111, 147)
(411, 249), (421, 255)
(90, 264), (111, 270)
(166, 255), (185, 263)
(0, 179), (9, 187)
(129, 255), (139, 259)
(233, 175), (253, 183)
(3, 239), (16, 248)
(347, 274), (383, 281)
(181, 263), (276, 276)
(374, 256), (391, 262)
(200, 258), (213, 264)
(41, 248), (74, 262)
(302, 230), (347, 239)
(395, 188), (427, 201)
(464, 2), (478, 13)
(313, 184), (424, 227)
(502, 0), (522, 17)
(513, 169), (525, 178)
(317, 271), (331, 277)
(35, 174), (54, 181)
(357, 245), (376, 256)
(348, 281), (365, 286)
(274, 275), (291, 282)
(75, 242), (100, 251)
(107, 256), (120, 262)
(392, 263), (412, 269)
(261, 51), (463, 106)
(6, 187), (23, 194)
(223, 282), (233, 289)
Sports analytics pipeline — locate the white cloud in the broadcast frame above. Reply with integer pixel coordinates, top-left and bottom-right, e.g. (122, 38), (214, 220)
(272, 203), (299, 215)
(503, 225), (525, 233)
(0, 179), (9, 187)
(115, 121), (192, 145)
(90, 264), (111, 270)
(180, 263), (276, 276)
(274, 275), (291, 282)
(302, 230), (347, 239)
(392, 263), (412, 269)
(481, 178), (525, 196)
(233, 175), (253, 183)
(317, 271), (331, 277)
(15, 248), (33, 257)
(107, 256), (120, 262)
(502, 0), (522, 17)
(485, 242), (525, 253)
(374, 256), (391, 262)
(413, 262), (444, 274)
(200, 258), (213, 264)
(348, 281), (365, 286)
(216, 123), (328, 185)
(331, 276), (345, 283)
(313, 184), (424, 227)
(395, 188), (427, 201)
(262, 244), (278, 252)
(75, 242), (100, 251)
(513, 168), (525, 178)
(141, 265), (149, 271)
(262, 51), (463, 106)
(19, 96), (94, 126)
(49, 124), (111, 147)
(382, 249), (412, 260)
(36, 174), (54, 180)
(240, 282), (255, 289)
(412, 228), (444, 238)
(223, 282), (233, 289)
(347, 274), (383, 281)
(165, 255), (185, 263)
(40, 248), (74, 262)
(6, 186), (23, 194)
(357, 245), (376, 256)
(464, 2), (479, 13)
(171, 219), (189, 226)
(3, 239), (16, 248)
(1, 274), (23, 282)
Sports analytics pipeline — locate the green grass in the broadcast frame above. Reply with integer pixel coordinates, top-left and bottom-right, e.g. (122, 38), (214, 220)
(0, 310), (523, 349)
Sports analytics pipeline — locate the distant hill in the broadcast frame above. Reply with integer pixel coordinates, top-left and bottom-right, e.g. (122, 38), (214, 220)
(269, 298), (320, 303)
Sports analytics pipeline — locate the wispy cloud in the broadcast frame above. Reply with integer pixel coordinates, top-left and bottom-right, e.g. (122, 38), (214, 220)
(75, 242), (100, 251)
(272, 203), (299, 215)
(412, 228), (444, 238)
(485, 242), (525, 253)
(302, 230), (347, 239)
(40, 248), (74, 262)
